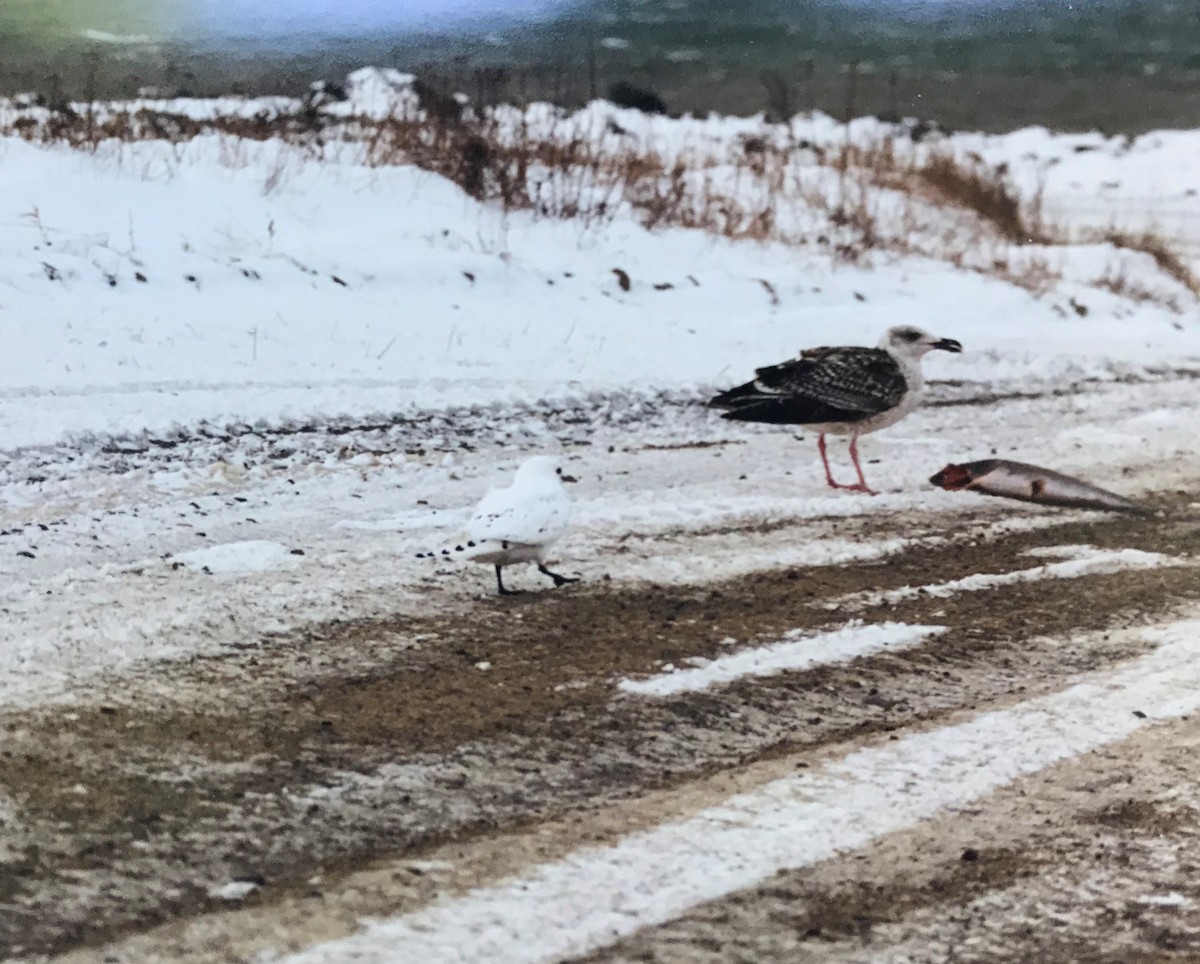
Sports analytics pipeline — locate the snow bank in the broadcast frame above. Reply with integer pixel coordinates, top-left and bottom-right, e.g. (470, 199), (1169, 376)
(0, 75), (1198, 452)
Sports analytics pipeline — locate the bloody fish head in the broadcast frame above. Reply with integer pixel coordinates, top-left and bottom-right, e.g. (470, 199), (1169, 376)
(929, 463), (974, 491)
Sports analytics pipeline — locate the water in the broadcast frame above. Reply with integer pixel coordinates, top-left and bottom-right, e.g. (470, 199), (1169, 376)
(0, 0), (1197, 132)
(181, 0), (585, 48)
(0, 0), (165, 43)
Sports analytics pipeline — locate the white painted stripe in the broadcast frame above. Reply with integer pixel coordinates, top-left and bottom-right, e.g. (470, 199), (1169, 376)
(617, 622), (945, 697)
(826, 547), (1186, 611)
(282, 619), (1200, 964)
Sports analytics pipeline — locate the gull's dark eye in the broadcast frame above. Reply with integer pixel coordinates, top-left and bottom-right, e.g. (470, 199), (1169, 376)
(901, 329), (922, 342)
(555, 467), (563, 475)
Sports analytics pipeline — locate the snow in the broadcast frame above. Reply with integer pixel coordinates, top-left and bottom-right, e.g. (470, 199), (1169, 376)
(1137, 892), (1192, 908)
(0, 78), (1198, 955)
(171, 540), (300, 575)
(0, 76), (1197, 707)
(278, 615), (1200, 964)
(0, 83), (1199, 454)
(617, 622), (945, 697)
(207, 879), (262, 901)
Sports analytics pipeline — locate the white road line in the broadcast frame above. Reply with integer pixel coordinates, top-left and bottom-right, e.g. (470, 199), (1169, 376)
(617, 622), (945, 697)
(280, 618), (1200, 964)
(825, 547), (1187, 611)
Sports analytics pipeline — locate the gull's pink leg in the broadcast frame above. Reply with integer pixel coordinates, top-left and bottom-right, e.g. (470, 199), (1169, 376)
(817, 434), (840, 489)
(846, 437), (878, 496)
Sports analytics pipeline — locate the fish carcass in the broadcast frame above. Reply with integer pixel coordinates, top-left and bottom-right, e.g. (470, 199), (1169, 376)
(929, 459), (1152, 515)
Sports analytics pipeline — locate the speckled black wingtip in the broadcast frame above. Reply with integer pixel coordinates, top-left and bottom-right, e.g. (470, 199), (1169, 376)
(417, 541), (485, 558)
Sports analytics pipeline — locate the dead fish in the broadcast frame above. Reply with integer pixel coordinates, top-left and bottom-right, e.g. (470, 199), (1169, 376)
(929, 459), (1152, 516)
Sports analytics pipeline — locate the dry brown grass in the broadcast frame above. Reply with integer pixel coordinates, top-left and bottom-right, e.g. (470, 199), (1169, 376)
(9, 105), (322, 150)
(0, 89), (1189, 308)
(1093, 260), (1183, 312)
(987, 251), (1063, 296)
(1102, 229), (1200, 297)
(823, 138), (1048, 258)
(829, 140), (1036, 233)
(0, 95), (1039, 254)
(912, 152), (1044, 245)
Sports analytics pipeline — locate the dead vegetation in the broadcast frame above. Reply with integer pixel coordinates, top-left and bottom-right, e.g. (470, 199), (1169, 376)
(1080, 228), (1200, 313)
(912, 153), (1045, 245)
(1102, 229), (1200, 298)
(0, 83), (1192, 306)
(1094, 262), (1165, 305)
(987, 251), (1064, 296)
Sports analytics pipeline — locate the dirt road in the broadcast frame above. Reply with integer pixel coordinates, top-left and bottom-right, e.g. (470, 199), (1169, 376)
(3, 374), (1200, 962)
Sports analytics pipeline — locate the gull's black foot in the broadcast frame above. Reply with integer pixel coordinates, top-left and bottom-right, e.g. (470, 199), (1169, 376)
(538, 564), (580, 588)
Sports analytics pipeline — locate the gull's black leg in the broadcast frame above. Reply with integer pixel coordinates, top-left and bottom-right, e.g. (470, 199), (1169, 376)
(496, 565), (520, 595)
(538, 563), (580, 588)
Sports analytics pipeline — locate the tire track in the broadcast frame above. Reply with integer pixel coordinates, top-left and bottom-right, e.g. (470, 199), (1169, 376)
(585, 698), (1200, 964)
(284, 618), (1200, 964)
(3, 500), (1198, 958)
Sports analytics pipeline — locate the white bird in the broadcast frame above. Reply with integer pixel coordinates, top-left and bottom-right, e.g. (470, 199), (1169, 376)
(709, 325), (962, 495)
(416, 455), (579, 595)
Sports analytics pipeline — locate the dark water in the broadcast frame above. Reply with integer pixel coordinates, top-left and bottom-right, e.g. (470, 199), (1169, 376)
(2, 0), (1198, 133)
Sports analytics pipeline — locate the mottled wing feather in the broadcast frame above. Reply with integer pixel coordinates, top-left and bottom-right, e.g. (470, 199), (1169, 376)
(710, 346), (907, 425)
(465, 486), (571, 547)
(758, 347), (906, 411)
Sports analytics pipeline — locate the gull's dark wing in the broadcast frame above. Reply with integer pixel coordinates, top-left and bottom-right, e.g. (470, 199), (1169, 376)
(708, 346), (907, 425)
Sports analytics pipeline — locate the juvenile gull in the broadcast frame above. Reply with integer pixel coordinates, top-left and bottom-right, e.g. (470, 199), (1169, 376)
(710, 325), (962, 494)
(416, 455), (579, 595)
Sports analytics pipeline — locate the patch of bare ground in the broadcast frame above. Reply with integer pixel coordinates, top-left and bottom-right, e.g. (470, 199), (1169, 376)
(576, 848), (1049, 964)
(1089, 799), (1199, 836)
(1, 493), (1198, 957)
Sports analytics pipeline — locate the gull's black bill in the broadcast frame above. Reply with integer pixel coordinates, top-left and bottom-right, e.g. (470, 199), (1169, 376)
(933, 338), (963, 353)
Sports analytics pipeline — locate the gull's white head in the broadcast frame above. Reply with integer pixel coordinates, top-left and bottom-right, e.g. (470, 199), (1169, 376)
(880, 325), (963, 360)
(513, 454), (573, 486)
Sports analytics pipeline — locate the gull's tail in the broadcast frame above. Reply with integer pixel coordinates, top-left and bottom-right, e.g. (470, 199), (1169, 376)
(707, 378), (764, 410)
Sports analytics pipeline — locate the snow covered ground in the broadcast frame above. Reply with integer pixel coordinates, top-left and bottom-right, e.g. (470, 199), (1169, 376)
(1, 68), (1199, 456)
(4, 72), (1200, 960)
(0, 68), (1198, 706)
